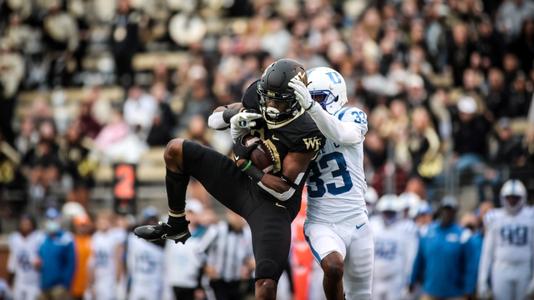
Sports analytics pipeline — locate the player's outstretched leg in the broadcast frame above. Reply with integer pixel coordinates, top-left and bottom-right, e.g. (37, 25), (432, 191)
(321, 252), (345, 300)
(134, 138), (191, 243)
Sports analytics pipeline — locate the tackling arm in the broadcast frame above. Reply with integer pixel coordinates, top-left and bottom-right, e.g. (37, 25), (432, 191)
(306, 104), (365, 145)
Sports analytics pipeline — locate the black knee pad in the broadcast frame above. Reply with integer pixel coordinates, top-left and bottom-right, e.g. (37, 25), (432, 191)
(255, 259), (282, 282)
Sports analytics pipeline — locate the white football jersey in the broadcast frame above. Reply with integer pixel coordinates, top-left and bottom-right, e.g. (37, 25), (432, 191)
(482, 207), (534, 264)
(7, 231), (44, 288)
(90, 230), (121, 297)
(127, 233), (165, 299)
(306, 106), (368, 224)
(370, 217), (417, 282)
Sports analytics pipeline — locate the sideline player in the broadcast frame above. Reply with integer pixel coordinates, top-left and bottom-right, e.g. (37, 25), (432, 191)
(7, 215), (44, 300)
(288, 67), (374, 299)
(370, 194), (417, 300)
(135, 58), (325, 299)
(89, 211), (123, 300)
(478, 179), (534, 300)
(127, 207), (165, 300)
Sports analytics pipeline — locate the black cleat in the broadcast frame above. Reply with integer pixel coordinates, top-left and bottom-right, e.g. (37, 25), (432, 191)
(134, 221), (191, 244)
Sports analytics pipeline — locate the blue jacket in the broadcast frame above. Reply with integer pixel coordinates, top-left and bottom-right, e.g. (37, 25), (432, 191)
(38, 231), (76, 290)
(410, 222), (478, 297)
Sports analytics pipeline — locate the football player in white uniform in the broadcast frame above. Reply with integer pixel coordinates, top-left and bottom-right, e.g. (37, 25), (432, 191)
(370, 195), (418, 300)
(289, 67), (373, 300)
(89, 211), (123, 300)
(7, 215), (44, 300)
(127, 207), (165, 300)
(478, 179), (534, 300)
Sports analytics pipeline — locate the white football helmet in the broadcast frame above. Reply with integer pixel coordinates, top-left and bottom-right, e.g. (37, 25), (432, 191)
(376, 194), (401, 212)
(306, 67), (348, 114)
(500, 179), (527, 215)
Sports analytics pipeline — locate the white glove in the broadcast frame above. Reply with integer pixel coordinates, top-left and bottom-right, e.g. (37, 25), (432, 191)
(526, 278), (534, 298)
(477, 284), (492, 300)
(289, 76), (314, 111)
(230, 111), (262, 142)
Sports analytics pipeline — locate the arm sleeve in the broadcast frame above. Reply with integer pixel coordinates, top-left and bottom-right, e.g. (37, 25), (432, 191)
(478, 226), (495, 292)
(208, 111), (229, 130)
(307, 104), (366, 145)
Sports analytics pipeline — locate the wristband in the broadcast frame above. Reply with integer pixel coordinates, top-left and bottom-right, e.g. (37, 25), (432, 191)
(223, 108), (240, 123)
(244, 164), (264, 183)
(241, 160), (253, 171)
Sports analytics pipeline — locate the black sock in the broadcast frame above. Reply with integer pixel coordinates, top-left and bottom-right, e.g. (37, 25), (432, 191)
(166, 168), (190, 224)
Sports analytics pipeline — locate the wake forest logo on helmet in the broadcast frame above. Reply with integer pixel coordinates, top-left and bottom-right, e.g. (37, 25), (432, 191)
(303, 136), (322, 151)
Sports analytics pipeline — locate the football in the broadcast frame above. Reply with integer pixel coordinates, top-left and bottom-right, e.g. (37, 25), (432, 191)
(243, 135), (274, 173)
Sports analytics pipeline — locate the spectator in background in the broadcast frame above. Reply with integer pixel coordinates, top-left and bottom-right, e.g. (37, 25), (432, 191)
(71, 214), (93, 300)
(127, 207), (165, 300)
(42, 0), (79, 87)
(476, 118), (525, 204)
(409, 196), (478, 299)
(407, 107), (442, 200)
(146, 82), (175, 147)
(7, 214), (43, 300)
(123, 85), (157, 137)
(111, 0), (140, 87)
(94, 108), (147, 163)
(178, 69), (213, 131)
(184, 115), (212, 147)
(77, 99), (102, 140)
(61, 122), (96, 208)
(0, 38), (24, 144)
(22, 121), (63, 207)
(0, 131), (23, 196)
(164, 199), (212, 300)
(37, 208), (76, 300)
(205, 209), (254, 300)
(452, 96), (491, 180)
(496, 0), (534, 40)
(447, 22), (474, 86)
(505, 72), (531, 118)
(88, 210), (122, 300)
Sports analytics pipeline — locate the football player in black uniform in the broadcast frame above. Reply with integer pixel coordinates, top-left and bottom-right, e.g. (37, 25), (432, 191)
(134, 59), (325, 299)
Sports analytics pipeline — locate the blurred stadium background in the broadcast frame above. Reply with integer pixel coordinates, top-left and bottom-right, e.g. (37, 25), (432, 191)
(0, 0), (533, 299)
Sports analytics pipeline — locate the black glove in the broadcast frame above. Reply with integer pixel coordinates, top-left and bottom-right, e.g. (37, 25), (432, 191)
(233, 135), (259, 161)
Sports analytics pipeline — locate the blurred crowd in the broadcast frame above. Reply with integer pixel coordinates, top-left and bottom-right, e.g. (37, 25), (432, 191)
(1, 0), (534, 297)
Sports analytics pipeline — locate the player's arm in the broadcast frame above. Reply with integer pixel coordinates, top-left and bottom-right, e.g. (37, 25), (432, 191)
(208, 102), (243, 130)
(235, 150), (315, 201)
(6, 237), (15, 288)
(289, 78), (366, 145)
(477, 224), (495, 298)
(115, 242), (125, 283)
(307, 104), (366, 145)
(257, 151), (316, 201)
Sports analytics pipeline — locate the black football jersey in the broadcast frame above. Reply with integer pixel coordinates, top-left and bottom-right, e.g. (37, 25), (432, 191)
(241, 80), (326, 176)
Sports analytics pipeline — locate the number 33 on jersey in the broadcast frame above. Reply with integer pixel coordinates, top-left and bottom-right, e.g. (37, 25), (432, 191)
(306, 107), (368, 224)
